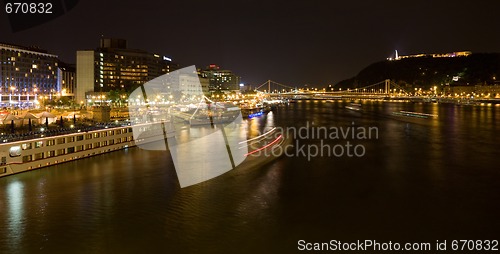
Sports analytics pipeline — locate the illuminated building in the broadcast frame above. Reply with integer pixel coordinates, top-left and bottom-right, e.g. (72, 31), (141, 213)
(0, 42), (59, 106)
(76, 38), (177, 103)
(389, 50), (472, 61)
(57, 62), (75, 97)
(177, 72), (211, 97)
(196, 68), (210, 96)
(201, 64), (241, 93)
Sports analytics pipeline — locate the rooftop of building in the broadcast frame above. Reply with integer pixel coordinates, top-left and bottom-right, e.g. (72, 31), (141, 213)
(0, 41), (56, 56)
(77, 38), (173, 62)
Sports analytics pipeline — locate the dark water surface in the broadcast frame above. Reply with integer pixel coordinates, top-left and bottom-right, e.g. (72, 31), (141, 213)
(1, 101), (499, 253)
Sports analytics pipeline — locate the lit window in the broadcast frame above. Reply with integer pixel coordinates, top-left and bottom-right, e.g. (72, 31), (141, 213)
(9, 146), (21, 157)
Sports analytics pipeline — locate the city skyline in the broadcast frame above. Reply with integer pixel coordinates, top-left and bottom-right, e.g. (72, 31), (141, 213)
(2, 0), (500, 87)
(0, 1), (499, 252)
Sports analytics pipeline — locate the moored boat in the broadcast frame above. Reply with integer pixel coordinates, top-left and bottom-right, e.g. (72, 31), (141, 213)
(0, 125), (135, 177)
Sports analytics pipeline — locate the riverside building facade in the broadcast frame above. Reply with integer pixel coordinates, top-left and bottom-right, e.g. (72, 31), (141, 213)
(76, 38), (177, 103)
(0, 42), (59, 107)
(201, 64), (241, 93)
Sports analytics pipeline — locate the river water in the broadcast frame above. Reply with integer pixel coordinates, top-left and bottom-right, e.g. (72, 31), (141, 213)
(0, 100), (499, 253)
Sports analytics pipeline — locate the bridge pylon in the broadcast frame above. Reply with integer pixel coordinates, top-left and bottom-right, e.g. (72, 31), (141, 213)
(385, 79), (391, 94)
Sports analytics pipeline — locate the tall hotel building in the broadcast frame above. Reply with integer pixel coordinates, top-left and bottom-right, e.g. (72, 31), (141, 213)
(57, 62), (76, 96)
(76, 38), (176, 103)
(0, 42), (59, 107)
(201, 64), (241, 93)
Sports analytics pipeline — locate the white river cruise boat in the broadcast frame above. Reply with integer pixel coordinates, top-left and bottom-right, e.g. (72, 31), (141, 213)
(0, 125), (135, 177)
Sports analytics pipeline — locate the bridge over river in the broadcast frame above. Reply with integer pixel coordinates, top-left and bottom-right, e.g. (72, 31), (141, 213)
(254, 79), (500, 104)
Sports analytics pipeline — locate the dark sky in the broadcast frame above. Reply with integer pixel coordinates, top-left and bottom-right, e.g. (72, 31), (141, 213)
(2, 0), (499, 87)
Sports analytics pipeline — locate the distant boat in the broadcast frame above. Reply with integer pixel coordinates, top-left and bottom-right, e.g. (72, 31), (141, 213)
(457, 100), (481, 106)
(240, 106), (264, 118)
(391, 110), (438, 119)
(189, 111), (240, 126)
(240, 103), (272, 118)
(345, 103), (362, 111)
(423, 97), (438, 103)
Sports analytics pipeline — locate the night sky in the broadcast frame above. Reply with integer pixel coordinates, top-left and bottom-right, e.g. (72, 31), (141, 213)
(2, 0), (500, 87)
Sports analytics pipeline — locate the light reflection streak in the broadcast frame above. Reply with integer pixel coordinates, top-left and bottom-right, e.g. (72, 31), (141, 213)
(244, 135), (282, 156)
(7, 181), (25, 247)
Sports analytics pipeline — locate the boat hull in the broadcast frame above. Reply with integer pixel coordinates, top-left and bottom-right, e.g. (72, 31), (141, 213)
(0, 126), (135, 178)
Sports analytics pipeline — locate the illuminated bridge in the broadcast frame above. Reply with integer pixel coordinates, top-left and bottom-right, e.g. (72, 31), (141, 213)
(254, 79), (415, 100)
(252, 80), (500, 104)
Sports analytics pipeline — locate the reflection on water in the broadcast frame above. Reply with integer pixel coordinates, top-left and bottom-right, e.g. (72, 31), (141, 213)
(0, 101), (499, 253)
(6, 181), (25, 248)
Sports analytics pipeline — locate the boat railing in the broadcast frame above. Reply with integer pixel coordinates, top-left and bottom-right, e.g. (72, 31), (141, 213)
(0, 121), (131, 144)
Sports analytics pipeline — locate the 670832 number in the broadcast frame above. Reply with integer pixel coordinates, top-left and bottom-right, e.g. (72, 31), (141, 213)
(451, 240), (498, 251)
(5, 2), (53, 14)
